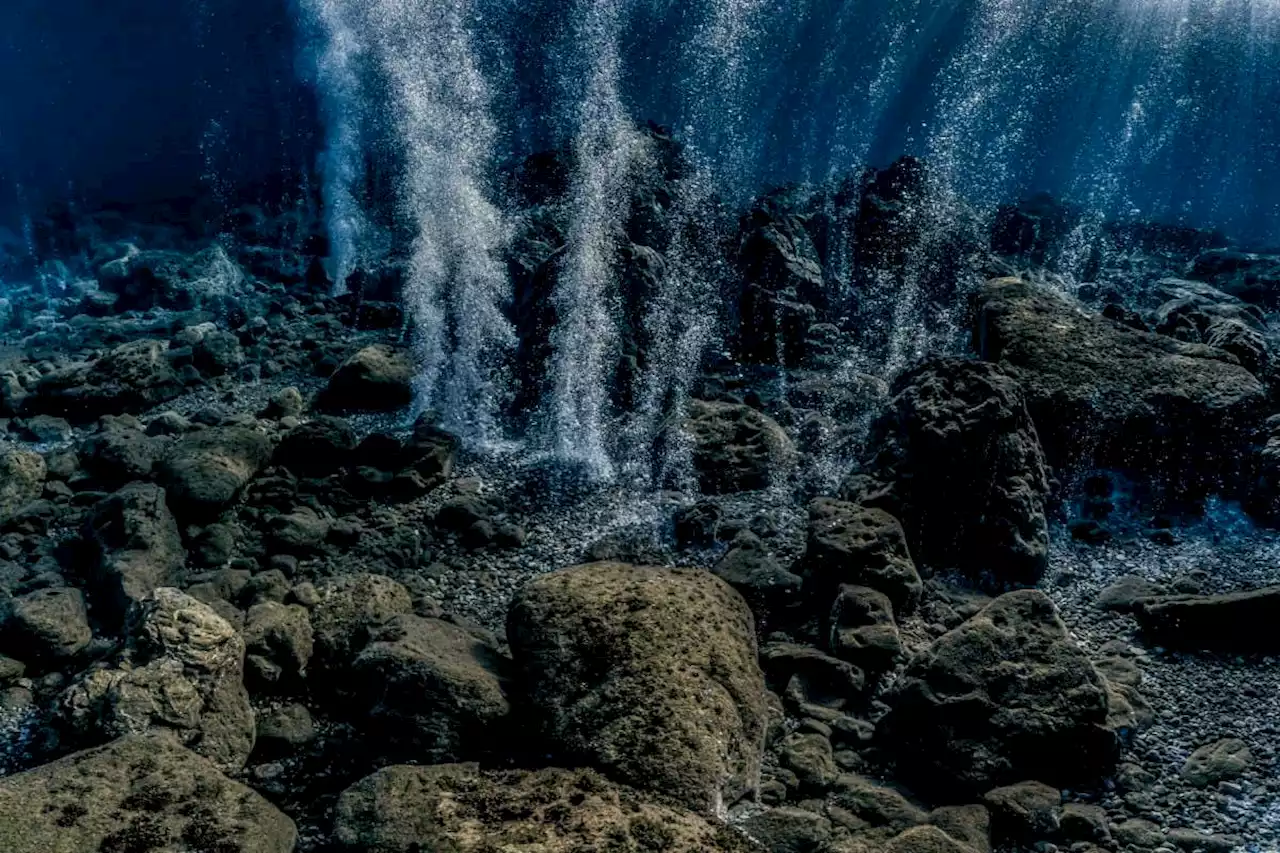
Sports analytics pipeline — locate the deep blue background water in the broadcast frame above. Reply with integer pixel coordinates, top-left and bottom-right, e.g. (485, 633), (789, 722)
(2, 0), (1278, 246)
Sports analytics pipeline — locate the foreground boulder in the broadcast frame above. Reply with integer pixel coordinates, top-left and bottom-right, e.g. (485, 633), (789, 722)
(26, 339), (185, 421)
(0, 733), (295, 853)
(59, 588), (255, 771)
(1133, 586), (1280, 652)
(976, 278), (1266, 504)
(844, 358), (1050, 585)
(881, 590), (1117, 795)
(317, 344), (415, 412)
(508, 562), (768, 814)
(334, 764), (755, 853)
(83, 482), (185, 628)
(156, 425), (273, 521)
(351, 614), (512, 762)
(680, 399), (795, 494)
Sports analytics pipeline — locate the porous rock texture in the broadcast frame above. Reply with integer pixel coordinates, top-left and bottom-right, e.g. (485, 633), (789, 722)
(843, 357), (1051, 586)
(0, 733), (294, 853)
(881, 590), (1118, 796)
(976, 277), (1267, 504)
(508, 562), (768, 815)
(334, 763), (757, 853)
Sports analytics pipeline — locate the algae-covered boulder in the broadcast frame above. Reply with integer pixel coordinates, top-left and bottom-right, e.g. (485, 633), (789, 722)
(352, 613), (512, 762)
(334, 764), (756, 853)
(976, 278), (1266, 503)
(881, 590), (1117, 795)
(0, 733), (295, 853)
(508, 562), (768, 814)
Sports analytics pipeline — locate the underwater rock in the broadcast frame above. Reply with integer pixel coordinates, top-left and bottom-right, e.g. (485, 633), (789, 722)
(58, 588), (255, 772)
(508, 562), (767, 815)
(97, 246), (246, 311)
(977, 278), (1267, 506)
(800, 499), (923, 614)
(680, 399), (795, 495)
(316, 344), (416, 412)
(1133, 586), (1280, 652)
(0, 732), (295, 853)
(309, 573), (414, 678)
(844, 357), (1050, 586)
(274, 415), (358, 478)
(334, 764), (756, 853)
(1189, 249), (1280, 307)
(155, 425), (273, 522)
(0, 447), (46, 522)
(25, 339), (185, 421)
(881, 590), (1117, 796)
(83, 482), (185, 628)
(0, 587), (92, 664)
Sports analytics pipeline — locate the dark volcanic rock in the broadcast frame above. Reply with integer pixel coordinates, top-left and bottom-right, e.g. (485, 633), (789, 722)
(317, 344), (416, 412)
(1, 587), (92, 663)
(844, 357), (1051, 586)
(1189, 249), (1280, 307)
(26, 339), (185, 421)
(680, 399), (795, 495)
(155, 426), (273, 521)
(352, 613), (512, 762)
(761, 640), (865, 714)
(800, 499), (922, 614)
(1133, 586), (1280, 652)
(83, 482), (185, 628)
(310, 573), (414, 677)
(78, 416), (163, 486)
(274, 416), (358, 478)
(508, 562), (767, 814)
(881, 590), (1117, 796)
(334, 764), (756, 853)
(976, 278), (1266, 504)
(0, 733), (295, 853)
(828, 584), (903, 676)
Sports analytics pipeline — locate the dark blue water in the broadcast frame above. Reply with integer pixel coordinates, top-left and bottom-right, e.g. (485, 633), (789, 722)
(2, 0), (1278, 243)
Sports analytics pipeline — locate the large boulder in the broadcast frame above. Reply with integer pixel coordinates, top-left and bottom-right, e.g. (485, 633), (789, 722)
(508, 562), (768, 815)
(881, 590), (1117, 796)
(83, 482), (185, 628)
(334, 764), (755, 853)
(976, 278), (1267, 504)
(26, 339), (185, 421)
(0, 733), (295, 853)
(680, 400), (795, 495)
(800, 499), (922, 613)
(1133, 586), (1280, 652)
(156, 426), (273, 521)
(351, 614), (512, 762)
(844, 358), (1050, 585)
(316, 344), (416, 412)
(58, 588), (255, 771)
(0, 447), (45, 521)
